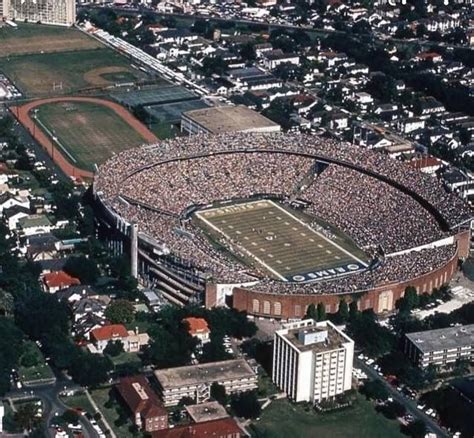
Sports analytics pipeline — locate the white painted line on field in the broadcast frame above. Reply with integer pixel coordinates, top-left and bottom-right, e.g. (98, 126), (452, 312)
(195, 209), (287, 281)
(34, 115), (77, 163)
(269, 200), (368, 267)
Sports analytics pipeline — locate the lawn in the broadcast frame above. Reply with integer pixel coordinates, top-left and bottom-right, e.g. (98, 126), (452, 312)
(0, 23), (101, 57)
(250, 394), (404, 438)
(90, 387), (139, 438)
(0, 48), (145, 97)
(111, 351), (141, 367)
(19, 362), (54, 383)
(35, 101), (148, 171)
(60, 391), (95, 415)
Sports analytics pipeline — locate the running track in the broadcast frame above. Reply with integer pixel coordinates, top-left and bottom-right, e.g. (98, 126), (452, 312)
(10, 97), (158, 180)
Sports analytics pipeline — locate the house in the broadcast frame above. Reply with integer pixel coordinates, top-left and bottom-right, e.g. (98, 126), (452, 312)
(17, 215), (52, 236)
(56, 284), (97, 304)
(24, 233), (60, 261)
(71, 297), (109, 323)
(73, 313), (105, 341)
(90, 324), (150, 354)
(417, 97), (445, 117)
(3, 205), (30, 230)
(262, 50), (300, 70)
(157, 418), (244, 438)
(328, 112), (350, 131)
(0, 192), (29, 214)
(414, 51), (443, 63)
(408, 156), (443, 175)
(38, 258), (67, 275)
(183, 317), (210, 343)
(116, 375), (168, 433)
(398, 117), (426, 134)
(43, 271), (80, 294)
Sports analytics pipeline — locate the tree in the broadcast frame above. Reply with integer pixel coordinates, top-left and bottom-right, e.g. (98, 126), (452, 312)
(14, 403), (43, 432)
(360, 380), (389, 401)
(200, 336), (232, 363)
(201, 56), (228, 76)
(305, 303), (317, 319)
(103, 340), (124, 357)
(64, 256), (99, 284)
(20, 342), (41, 368)
(69, 353), (113, 387)
(240, 43), (256, 62)
(377, 400), (406, 419)
(178, 396), (195, 406)
(317, 303), (326, 321)
(231, 391), (261, 419)
(398, 286), (419, 313)
(336, 299), (349, 322)
(105, 300), (135, 324)
(349, 300), (359, 321)
(62, 409), (80, 425)
(401, 419), (427, 438)
(210, 382), (227, 406)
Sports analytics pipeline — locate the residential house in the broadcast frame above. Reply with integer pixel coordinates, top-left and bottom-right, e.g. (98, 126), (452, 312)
(183, 317), (210, 344)
(43, 271), (80, 294)
(3, 205), (30, 230)
(90, 324), (150, 354)
(18, 215), (52, 236)
(0, 192), (29, 214)
(263, 50), (300, 70)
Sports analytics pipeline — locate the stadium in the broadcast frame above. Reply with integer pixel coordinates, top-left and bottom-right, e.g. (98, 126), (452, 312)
(93, 133), (473, 319)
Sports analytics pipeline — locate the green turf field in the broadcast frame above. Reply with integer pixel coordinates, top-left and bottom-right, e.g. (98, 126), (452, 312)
(250, 395), (404, 438)
(0, 23), (101, 57)
(195, 200), (368, 282)
(35, 101), (147, 171)
(0, 48), (146, 97)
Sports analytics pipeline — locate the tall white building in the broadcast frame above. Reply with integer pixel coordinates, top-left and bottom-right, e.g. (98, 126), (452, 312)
(1, 0), (76, 26)
(273, 319), (354, 404)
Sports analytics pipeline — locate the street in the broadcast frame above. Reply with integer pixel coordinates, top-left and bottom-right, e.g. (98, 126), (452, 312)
(356, 359), (450, 438)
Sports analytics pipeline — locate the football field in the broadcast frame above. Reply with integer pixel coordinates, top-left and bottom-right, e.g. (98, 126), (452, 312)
(195, 200), (368, 283)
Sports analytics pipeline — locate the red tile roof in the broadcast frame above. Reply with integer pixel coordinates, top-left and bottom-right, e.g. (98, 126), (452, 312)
(409, 156), (443, 169)
(155, 418), (243, 438)
(91, 324), (128, 341)
(183, 317), (210, 335)
(43, 271), (80, 289)
(116, 375), (167, 420)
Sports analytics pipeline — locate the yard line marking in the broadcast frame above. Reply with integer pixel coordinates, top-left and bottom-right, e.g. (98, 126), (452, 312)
(195, 208), (287, 281)
(269, 200), (368, 267)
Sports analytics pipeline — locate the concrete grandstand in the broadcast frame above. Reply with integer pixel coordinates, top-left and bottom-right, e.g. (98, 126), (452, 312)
(93, 133), (473, 319)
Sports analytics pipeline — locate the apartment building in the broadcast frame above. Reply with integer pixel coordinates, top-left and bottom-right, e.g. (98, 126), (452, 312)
(1, 0), (76, 26)
(405, 324), (474, 368)
(273, 319), (354, 404)
(154, 359), (257, 406)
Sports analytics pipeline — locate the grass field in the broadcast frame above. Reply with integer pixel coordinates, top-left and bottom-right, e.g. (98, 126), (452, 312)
(0, 23), (101, 57)
(60, 391), (96, 415)
(35, 101), (148, 171)
(0, 48), (145, 97)
(195, 200), (368, 282)
(250, 395), (404, 438)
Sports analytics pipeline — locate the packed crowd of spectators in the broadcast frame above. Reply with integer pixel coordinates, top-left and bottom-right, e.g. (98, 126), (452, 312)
(303, 165), (444, 253)
(94, 132), (470, 292)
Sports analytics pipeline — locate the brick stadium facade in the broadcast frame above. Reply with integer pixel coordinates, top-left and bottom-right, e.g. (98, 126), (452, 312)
(228, 230), (470, 319)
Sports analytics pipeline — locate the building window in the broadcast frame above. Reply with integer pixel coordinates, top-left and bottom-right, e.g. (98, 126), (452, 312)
(294, 305), (301, 317)
(274, 301), (282, 316)
(252, 299), (259, 313)
(263, 301), (271, 314)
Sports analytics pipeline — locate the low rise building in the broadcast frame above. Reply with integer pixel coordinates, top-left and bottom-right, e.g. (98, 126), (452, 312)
(154, 359), (257, 406)
(273, 319), (354, 404)
(183, 317), (210, 343)
(181, 105), (280, 135)
(90, 324), (150, 354)
(42, 270), (80, 293)
(185, 401), (229, 423)
(157, 417), (244, 438)
(116, 375), (168, 432)
(405, 324), (474, 368)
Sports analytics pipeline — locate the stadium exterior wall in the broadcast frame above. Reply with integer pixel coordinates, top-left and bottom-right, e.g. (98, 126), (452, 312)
(230, 233), (468, 319)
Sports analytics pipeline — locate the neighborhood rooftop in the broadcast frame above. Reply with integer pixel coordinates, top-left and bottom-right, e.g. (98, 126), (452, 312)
(405, 324), (474, 353)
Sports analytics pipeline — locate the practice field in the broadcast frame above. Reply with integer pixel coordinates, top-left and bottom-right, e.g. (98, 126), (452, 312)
(195, 200), (368, 283)
(0, 23), (101, 57)
(0, 48), (146, 97)
(34, 101), (151, 172)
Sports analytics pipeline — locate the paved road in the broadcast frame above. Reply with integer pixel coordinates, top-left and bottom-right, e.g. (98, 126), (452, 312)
(7, 373), (98, 438)
(356, 359), (450, 438)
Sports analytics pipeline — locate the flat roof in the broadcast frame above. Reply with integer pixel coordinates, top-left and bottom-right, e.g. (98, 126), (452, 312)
(154, 359), (256, 389)
(185, 401), (229, 423)
(182, 105), (280, 134)
(406, 324), (474, 353)
(283, 322), (347, 353)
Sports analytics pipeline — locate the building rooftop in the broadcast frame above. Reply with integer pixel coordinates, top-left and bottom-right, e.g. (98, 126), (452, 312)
(279, 319), (353, 353)
(155, 417), (242, 438)
(183, 317), (210, 335)
(406, 324), (474, 353)
(116, 375), (167, 419)
(43, 270), (80, 289)
(91, 324), (129, 341)
(154, 359), (256, 389)
(185, 401), (229, 423)
(183, 105), (280, 134)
